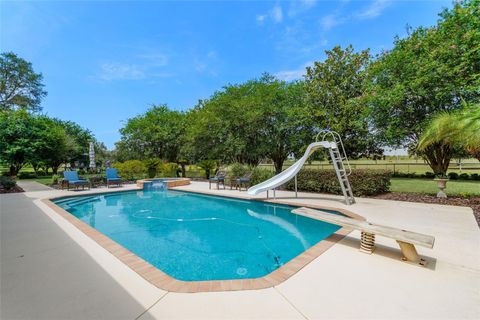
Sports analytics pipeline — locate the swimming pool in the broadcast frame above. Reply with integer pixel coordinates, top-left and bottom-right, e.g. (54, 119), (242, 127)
(54, 190), (342, 281)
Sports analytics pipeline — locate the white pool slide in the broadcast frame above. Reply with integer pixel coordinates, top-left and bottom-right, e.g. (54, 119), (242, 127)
(247, 141), (335, 196)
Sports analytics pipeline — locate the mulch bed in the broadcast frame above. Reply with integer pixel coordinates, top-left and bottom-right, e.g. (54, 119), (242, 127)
(374, 192), (480, 227)
(0, 185), (24, 194)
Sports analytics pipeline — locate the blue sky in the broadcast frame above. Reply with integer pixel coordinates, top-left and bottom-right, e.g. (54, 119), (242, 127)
(1, 0), (451, 149)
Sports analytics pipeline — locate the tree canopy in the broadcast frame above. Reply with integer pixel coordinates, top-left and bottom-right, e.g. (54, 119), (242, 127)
(366, 0), (480, 149)
(0, 52), (47, 112)
(365, 0), (480, 174)
(182, 74), (313, 173)
(116, 105), (186, 162)
(304, 45), (382, 159)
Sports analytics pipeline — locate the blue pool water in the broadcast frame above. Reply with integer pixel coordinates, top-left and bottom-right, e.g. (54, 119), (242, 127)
(54, 190), (341, 281)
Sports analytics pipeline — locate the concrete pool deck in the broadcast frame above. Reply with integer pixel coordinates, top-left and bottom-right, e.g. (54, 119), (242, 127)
(1, 182), (479, 319)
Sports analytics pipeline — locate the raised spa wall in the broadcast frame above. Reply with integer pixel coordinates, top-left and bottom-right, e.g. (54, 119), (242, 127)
(136, 178), (191, 189)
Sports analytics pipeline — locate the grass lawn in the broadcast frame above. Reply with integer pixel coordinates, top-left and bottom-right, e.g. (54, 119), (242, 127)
(390, 178), (480, 196)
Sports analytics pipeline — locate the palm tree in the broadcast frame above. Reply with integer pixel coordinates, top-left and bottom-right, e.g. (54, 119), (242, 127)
(418, 104), (480, 176)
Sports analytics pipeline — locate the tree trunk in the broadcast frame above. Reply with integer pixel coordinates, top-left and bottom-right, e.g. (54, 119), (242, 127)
(32, 163), (40, 175)
(9, 163), (23, 176)
(272, 157), (286, 174)
(422, 143), (452, 176)
(180, 164), (186, 177)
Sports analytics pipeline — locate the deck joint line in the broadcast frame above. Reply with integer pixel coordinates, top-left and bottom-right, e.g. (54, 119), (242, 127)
(134, 292), (169, 320)
(273, 287), (309, 320)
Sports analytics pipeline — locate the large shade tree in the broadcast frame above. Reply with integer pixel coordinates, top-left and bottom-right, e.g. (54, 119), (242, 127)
(0, 52), (47, 112)
(304, 45), (383, 159)
(116, 105), (186, 162)
(366, 0), (480, 175)
(182, 74), (313, 173)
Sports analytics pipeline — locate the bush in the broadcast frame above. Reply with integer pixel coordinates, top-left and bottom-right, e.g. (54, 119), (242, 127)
(459, 173), (470, 180)
(425, 172), (435, 179)
(197, 160), (218, 179)
(17, 172), (37, 179)
(229, 163), (248, 179)
(161, 163), (179, 177)
(285, 169), (392, 196)
(0, 176), (16, 190)
(143, 159), (162, 178)
(470, 173), (480, 181)
(448, 172), (459, 180)
(51, 174), (60, 185)
(113, 160), (146, 180)
(251, 167), (275, 186)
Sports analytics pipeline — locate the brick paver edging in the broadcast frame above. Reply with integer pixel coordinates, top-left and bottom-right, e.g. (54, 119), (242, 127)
(42, 189), (364, 293)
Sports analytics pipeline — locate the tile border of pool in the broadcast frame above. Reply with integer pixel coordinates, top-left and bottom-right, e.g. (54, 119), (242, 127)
(42, 188), (365, 293)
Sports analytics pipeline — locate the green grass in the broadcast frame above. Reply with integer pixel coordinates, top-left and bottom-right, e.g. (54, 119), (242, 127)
(390, 178), (480, 196)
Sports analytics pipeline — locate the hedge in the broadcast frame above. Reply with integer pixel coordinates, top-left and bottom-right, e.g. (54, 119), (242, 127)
(284, 169), (392, 196)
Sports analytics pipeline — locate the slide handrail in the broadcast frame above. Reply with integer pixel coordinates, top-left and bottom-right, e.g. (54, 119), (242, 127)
(315, 130), (352, 176)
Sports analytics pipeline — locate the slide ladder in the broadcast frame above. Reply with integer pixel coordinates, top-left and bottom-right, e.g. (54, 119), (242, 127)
(319, 131), (355, 205)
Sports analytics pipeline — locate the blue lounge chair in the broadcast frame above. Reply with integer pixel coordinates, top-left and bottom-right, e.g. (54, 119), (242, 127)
(106, 168), (122, 188)
(63, 171), (89, 190)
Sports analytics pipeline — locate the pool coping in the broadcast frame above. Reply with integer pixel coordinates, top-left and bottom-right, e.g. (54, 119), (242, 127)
(41, 187), (365, 293)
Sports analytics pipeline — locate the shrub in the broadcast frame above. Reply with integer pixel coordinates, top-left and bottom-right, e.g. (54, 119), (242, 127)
(143, 158), (162, 178)
(448, 172), (459, 180)
(285, 169), (392, 196)
(197, 160), (218, 179)
(229, 163), (248, 179)
(470, 173), (480, 181)
(251, 167), (275, 186)
(113, 160), (146, 180)
(51, 174), (60, 185)
(0, 176), (16, 190)
(17, 172), (37, 179)
(161, 163), (179, 177)
(459, 173), (470, 180)
(425, 172), (435, 179)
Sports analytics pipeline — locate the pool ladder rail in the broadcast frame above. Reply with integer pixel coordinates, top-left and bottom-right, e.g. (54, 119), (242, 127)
(316, 130), (356, 205)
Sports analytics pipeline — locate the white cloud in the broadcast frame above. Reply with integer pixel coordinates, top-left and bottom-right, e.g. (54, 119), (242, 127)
(288, 0), (317, 16)
(99, 63), (145, 81)
(357, 0), (392, 19)
(275, 62), (313, 81)
(138, 53), (168, 67)
(320, 14), (345, 31)
(97, 50), (172, 81)
(256, 14), (266, 24)
(271, 4), (283, 23)
(257, 4), (283, 25)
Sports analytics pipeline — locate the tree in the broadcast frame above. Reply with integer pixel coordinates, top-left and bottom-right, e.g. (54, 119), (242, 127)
(116, 105), (186, 162)
(182, 74), (313, 173)
(0, 52), (47, 112)
(30, 116), (69, 174)
(367, 0), (480, 172)
(304, 45), (383, 159)
(57, 119), (95, 167)
(418, 104), (480, 170)
(0, 110), (36, 175)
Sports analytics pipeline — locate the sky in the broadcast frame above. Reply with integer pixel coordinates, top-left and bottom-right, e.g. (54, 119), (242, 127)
(1, 0), (452, 150)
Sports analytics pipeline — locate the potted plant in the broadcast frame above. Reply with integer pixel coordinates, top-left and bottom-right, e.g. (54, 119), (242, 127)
(433, 174), (449, 198)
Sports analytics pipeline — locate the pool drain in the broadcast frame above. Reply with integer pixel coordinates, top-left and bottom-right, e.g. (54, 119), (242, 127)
(236, 267), (247, 275)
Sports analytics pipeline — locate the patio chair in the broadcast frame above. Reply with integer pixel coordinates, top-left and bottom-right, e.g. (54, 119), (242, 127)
(209, 170), (227, 190)
(63, 170), (90, 190)
(106, 168), (122, 188)
(231, 172), (252, 191)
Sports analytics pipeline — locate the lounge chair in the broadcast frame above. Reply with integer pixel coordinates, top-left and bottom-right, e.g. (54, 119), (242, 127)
(63, 171), (90, 190)
(106, 168), (122, 188)
(231, 172), (252, 191)
(209, 170), (226, 189)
